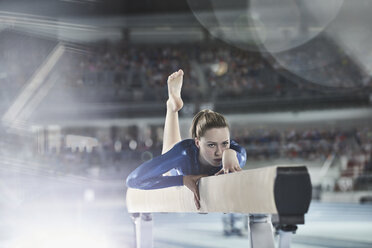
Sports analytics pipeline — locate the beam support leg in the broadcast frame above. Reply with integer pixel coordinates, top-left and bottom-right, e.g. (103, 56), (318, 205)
(249, 214), (275, 248)
(277, 225), (297, 248)
(131, 213), (153, 248)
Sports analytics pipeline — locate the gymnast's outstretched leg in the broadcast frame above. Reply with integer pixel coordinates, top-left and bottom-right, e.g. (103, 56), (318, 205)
(162, 69), (184, 154)
(131, 71), (185, 248)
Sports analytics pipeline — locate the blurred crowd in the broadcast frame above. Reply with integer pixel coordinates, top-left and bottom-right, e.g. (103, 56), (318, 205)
(232, 127), (355, 161)
(270, 36), (370, 88)
(2, 30), (371, 109)
(54, 42), (372, 107)
(72, 44), (199, 102)
(1, 124), (371, 193)
(57, 36), (371, 103)
(199, 44), (288, 100)
(1, 30), (372, 193)
(4, 125), (371, 175)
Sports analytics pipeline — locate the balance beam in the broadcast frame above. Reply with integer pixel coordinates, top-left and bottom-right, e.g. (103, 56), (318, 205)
(127, 165), (312, 225)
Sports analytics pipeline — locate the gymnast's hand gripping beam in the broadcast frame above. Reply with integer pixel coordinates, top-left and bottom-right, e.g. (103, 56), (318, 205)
(126, 165), (312, 248)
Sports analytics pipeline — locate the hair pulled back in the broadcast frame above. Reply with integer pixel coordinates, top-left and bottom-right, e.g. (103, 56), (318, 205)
(190, 109), (229, 139)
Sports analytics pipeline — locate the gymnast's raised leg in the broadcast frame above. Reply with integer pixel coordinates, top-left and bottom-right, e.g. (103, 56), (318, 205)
(132, 70), (184, 248)
(162, 69), (184, 154)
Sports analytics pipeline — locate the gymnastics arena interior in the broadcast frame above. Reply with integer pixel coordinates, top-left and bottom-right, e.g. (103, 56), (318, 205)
(1, 0), (372, 247)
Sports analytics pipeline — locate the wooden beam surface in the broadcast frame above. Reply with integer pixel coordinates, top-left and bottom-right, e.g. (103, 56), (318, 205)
(127, 166), (281, 214)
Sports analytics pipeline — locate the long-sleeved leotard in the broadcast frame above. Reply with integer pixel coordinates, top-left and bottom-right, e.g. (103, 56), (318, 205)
(126, 139), (246, 189)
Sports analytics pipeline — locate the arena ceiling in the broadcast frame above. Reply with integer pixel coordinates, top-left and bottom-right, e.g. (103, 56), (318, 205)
(0, 0), (197, 17)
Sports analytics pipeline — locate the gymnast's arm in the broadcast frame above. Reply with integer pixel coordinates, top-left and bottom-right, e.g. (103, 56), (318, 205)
(216, 140), (247, 175)
(230, 139), (247, 168)
(126, 141), (188, 189)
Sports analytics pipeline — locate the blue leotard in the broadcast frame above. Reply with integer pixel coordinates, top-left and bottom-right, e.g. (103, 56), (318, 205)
(126, 139), (246, 189)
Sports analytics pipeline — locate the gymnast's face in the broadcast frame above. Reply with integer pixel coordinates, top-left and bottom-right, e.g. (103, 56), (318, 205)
(195, 127), (230, 167)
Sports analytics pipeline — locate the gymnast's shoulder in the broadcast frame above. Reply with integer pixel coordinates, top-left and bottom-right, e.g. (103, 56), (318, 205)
(170, 139), (197, 154)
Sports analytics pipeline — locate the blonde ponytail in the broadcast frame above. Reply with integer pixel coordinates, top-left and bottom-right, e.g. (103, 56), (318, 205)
(190, 109), (229, 139)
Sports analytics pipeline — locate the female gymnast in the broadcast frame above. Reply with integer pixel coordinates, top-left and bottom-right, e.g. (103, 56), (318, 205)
(126, 69), (247, 209)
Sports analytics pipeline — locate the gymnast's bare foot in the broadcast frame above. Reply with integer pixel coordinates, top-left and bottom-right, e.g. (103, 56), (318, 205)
(167, 69), (184, 112)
